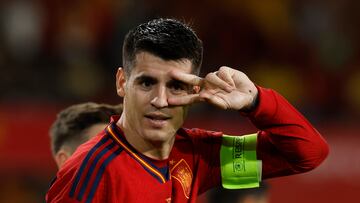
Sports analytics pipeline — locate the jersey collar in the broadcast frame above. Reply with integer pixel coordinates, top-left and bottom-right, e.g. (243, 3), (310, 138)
(105, 120), (170, 183)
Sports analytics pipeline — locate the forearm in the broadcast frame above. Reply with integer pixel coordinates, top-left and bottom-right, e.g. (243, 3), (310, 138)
(247, 86), (329, 179)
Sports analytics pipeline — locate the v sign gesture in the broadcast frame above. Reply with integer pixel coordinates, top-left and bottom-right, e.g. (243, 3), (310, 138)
(168, 66), (258, 111)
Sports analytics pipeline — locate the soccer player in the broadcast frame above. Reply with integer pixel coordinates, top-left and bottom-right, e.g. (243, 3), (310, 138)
(46, 18), (329, 203)
(49, 102), (122, 168)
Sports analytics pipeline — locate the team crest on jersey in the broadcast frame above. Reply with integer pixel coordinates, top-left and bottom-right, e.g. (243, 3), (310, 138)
(170, 159), (193, 198)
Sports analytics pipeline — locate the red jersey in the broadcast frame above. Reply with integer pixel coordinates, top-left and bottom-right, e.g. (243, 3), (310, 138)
(46, 87), (329, 203)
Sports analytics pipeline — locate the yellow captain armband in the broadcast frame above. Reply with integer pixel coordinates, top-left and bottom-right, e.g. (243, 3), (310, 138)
(220, 133), (262, 189)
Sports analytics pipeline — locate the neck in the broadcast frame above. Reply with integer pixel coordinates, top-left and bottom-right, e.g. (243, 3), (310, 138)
(116, 114), (175, 160)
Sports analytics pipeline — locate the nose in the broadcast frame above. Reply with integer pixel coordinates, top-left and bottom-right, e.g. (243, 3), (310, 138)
(150, 86), (169, 108)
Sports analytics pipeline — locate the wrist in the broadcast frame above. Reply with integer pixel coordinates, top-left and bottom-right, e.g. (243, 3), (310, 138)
(241, 91), (259, 113)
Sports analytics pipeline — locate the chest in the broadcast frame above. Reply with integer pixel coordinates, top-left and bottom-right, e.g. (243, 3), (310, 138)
(106, 147), (200, 203)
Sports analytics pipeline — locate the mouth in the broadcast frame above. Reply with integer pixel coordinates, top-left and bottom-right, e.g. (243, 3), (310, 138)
(144, 113), (171, 128)
(144, 113), (171, 120)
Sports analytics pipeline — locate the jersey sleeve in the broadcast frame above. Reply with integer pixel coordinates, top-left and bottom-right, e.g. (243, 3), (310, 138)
(249, 86), (329, 179)
(191, 86), (329, 193)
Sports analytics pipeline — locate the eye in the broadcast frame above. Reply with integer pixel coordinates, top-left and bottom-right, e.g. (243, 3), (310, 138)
(171, 83), (183, 91)
(137, 77), (156, 90)
(169, 81), (188, 94)
(141, 80), (153, 88)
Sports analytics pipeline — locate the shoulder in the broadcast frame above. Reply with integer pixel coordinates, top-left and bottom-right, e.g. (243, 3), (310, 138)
(48, 129), (124, 202)
(60, 131), (108, 174)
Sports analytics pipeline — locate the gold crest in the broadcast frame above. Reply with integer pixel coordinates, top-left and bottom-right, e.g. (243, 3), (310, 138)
(170, 159), (193, 199)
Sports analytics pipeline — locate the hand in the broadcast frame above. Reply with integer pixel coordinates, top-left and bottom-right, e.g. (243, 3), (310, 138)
(168, 66), (258, 111)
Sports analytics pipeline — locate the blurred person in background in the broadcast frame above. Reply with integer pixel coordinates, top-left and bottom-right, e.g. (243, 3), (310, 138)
(207, 182), (269, 203)
(49, 102), (122, 168)
(46, 18), (328, 203)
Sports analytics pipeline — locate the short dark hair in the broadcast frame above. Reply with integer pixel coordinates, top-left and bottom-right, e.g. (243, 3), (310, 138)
(122, 18), (203, 76)
(49, 102), (122, 155)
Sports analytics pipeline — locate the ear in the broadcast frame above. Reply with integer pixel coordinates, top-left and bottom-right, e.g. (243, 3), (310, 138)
(116, 67), (126, 97)
(193, 85), (201, 93)
(54, 149), (71, 169)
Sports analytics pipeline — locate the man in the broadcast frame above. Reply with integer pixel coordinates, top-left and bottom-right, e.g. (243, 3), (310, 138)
(49, 102), (122, 168)
(46, 18), (329, 203)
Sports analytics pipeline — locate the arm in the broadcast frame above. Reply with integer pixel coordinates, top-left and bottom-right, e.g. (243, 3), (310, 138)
(169, 66), (329, 179)
(249, 86), (329, 178)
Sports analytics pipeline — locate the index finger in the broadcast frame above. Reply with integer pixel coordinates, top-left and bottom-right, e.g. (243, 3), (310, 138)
(168, 94), (202, 106)
(169, 70), (204, 86)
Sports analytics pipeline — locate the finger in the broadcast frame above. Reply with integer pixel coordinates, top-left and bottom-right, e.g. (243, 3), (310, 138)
(206, 88), (228, 95)
(200, 92), (229, 109)
(205, 72), (234, 93)
(168, 94), (202, 106)
(170, 70), (204, 86)
(217, 67), (235, 87)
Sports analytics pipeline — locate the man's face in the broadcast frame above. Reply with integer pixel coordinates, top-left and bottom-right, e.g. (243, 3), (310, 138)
(117, 52), (193, 143)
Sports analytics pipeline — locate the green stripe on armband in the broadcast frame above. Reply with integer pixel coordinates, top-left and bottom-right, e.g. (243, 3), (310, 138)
(220, 133), (262, 189)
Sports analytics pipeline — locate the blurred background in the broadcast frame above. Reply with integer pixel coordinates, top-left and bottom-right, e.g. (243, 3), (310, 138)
(0, 0), (359, 202)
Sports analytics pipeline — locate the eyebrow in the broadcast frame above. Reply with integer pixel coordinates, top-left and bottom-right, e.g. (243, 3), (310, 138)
(134, 75), (157, 83)
(167, 79), (189, 87)
(134, 74), (190, 88)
